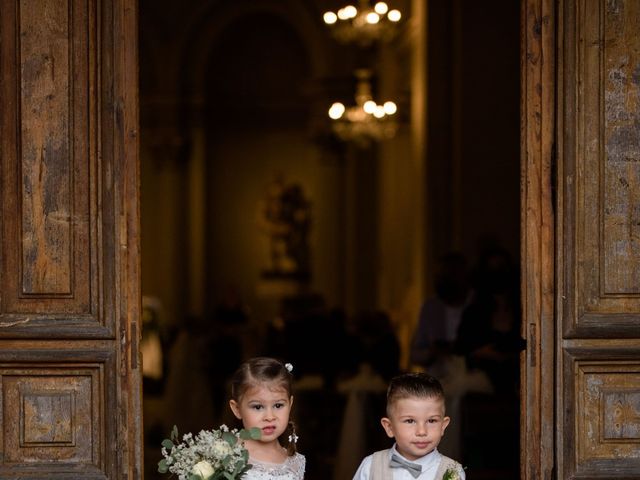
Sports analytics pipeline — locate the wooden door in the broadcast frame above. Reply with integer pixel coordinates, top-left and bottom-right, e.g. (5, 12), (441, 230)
(523, 0), (640, 478)
(0, 0), (141, 478)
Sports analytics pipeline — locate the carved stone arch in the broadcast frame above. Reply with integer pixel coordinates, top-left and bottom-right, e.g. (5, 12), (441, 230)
(180, 0), (331, 103)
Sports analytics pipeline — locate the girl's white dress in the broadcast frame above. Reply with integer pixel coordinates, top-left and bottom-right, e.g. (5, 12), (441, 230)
(243, 453), (306, 480)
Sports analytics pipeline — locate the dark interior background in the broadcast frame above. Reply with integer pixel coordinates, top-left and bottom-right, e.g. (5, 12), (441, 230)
(139, 1), (520, 479)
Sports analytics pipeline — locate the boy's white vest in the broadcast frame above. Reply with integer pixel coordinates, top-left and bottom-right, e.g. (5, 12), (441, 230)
(370, 449), (463, 480)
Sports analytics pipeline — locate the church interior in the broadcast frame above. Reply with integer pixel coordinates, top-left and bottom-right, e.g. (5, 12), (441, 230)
(139, 1), (521, 479)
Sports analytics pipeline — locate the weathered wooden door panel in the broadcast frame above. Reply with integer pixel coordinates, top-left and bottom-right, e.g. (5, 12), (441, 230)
(0, 0), (114, 338)
(557, 0), (640, 478)
(561, 0), (640, 339)
(562, 345), (640, 477)
(0, 342), (117, 478)
(0, 0), (141, 478)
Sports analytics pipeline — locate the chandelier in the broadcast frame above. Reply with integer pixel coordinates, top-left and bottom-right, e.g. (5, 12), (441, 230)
(323, 1), (402, 46)
(328, 69), (398, 147)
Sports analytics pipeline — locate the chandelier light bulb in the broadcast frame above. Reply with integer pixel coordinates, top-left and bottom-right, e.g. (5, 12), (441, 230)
(374, 106), (386, 118)
(366, 12), (380, 24)
(328, 102), (346, 119)
(338, 7), (356, 20)
(323, 11), (337, 24)
(363, 100), (377, 114)
(374, 2), (389, 14)
(387, 9), (401, 22)
(383, 101), (397, 115)
(343, 5), (358, 18)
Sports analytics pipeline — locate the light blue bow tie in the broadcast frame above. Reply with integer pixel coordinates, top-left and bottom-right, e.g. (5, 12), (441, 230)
(389, 453), (422, 478)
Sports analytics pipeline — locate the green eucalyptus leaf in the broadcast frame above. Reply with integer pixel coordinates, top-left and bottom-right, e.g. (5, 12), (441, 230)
(222, 431), (236, 445)
(238, 427), (261, 441)
(161, 439), (174, 450)
(157, 458), (168, 473)
(171, 425), (179, 441)
(235, 460), (249, 475)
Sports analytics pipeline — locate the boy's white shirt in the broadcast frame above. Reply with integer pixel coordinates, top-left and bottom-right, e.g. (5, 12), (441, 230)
(352, 444), (466, 480)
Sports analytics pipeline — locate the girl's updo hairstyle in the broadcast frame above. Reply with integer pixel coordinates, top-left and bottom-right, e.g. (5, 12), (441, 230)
(230, 357), (298, 455)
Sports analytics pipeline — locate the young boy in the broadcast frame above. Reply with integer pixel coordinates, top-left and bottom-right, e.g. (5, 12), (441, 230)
(352, 372), (465, 480)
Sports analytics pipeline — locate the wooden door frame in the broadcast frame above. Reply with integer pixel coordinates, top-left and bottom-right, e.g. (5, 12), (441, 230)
(120, 0), (143, 476)
(521, 0), (555, 478)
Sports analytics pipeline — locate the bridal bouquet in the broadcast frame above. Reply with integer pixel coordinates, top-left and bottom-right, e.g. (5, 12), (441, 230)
(158, 425), (261, 480)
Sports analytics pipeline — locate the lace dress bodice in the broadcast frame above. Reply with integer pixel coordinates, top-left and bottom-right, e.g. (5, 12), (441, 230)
(243, 453), (306, 480)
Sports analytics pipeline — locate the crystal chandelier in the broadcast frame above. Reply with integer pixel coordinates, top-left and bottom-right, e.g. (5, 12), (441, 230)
(323, 1), (402, 46)
(328, 69), (398, 147)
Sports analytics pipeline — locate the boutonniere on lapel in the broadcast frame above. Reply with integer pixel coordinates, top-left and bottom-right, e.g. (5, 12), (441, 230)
(442, 467), (461, 480)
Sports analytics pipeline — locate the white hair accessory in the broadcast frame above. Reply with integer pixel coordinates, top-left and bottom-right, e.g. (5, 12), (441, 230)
(288, 432), (299, 443)
(284, 363), (293, 373)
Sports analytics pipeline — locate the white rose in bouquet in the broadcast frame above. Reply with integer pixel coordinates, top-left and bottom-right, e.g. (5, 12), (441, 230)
(192, 460), (215, 479)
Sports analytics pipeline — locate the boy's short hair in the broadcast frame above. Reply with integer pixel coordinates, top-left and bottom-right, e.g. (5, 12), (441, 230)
(386, 372), (445, 415)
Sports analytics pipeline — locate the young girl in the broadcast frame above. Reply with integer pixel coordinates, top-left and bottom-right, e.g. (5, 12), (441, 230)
(229, 357), (306, 480)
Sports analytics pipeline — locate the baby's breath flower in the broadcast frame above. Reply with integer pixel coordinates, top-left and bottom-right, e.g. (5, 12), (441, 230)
(212, 439), (232, 457)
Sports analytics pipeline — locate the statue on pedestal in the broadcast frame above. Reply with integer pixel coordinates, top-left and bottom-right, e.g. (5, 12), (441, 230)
(258, 174), (311, 282)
